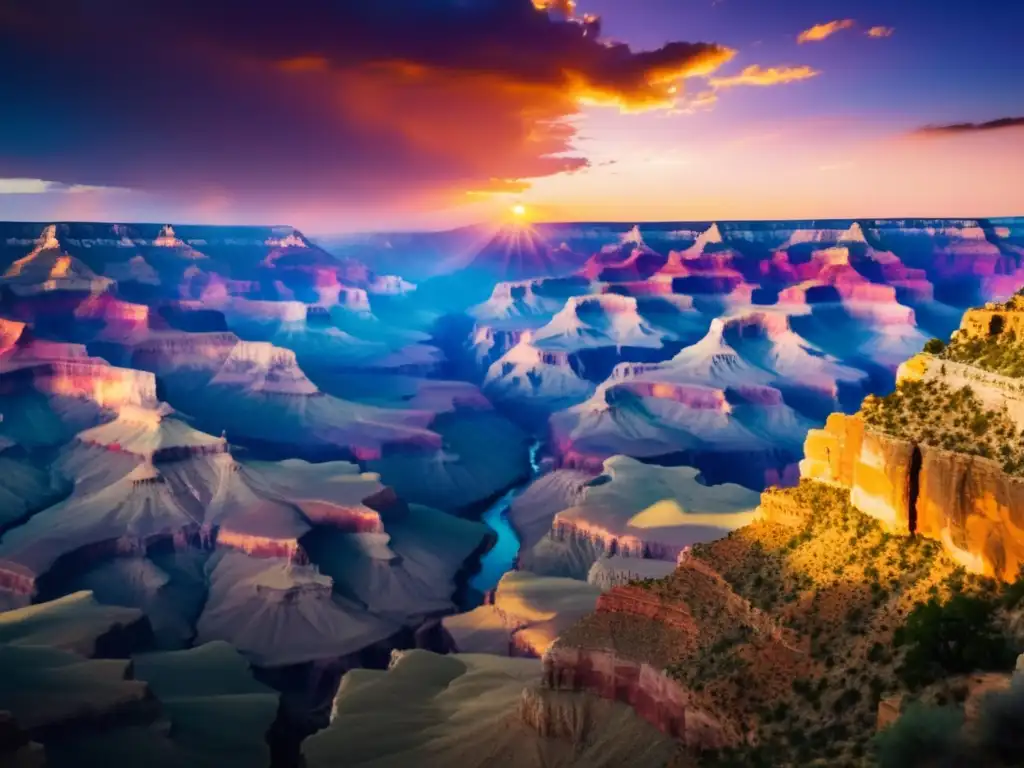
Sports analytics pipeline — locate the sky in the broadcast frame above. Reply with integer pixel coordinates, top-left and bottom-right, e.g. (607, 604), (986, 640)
(0, 0), (1022, 233)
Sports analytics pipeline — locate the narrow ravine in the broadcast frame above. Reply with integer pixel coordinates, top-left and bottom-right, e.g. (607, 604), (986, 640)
(470, 440), (543, 594)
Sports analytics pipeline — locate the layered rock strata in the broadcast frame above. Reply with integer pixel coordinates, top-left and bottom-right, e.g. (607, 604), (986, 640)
(795, 409), (1024, 581)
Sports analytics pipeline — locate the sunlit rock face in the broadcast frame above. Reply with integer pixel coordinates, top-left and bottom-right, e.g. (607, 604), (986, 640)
(442, 570), (600, 657)
(958, 297), (1024, 340)
(798, 413), (914, 534)
(516, 457), (759, 581)
(917, 447), (1024, 581)
(795, 409), (1024, 580)
(0, 226), (113, 299)
(850, 429), (916, 534)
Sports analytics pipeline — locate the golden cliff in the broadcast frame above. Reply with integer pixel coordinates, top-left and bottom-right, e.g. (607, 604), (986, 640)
(796, 398), (1024, 582)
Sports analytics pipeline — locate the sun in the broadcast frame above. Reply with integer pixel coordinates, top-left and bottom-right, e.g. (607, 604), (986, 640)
(511, 203), (527, 218)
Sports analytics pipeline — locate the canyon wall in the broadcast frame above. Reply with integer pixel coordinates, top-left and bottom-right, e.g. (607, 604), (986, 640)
(916, 448), (1024, 578)
(550, 517), (684, 561)
(540, 645), (739, 749)
(958, 300), (1024, 340)
(796, 410), (1024, 581)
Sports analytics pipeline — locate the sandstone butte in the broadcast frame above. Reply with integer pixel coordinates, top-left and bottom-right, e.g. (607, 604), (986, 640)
(540, 298), (1024, 754)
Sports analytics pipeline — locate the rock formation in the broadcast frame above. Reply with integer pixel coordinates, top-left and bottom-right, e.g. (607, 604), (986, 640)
(302, 649), (675, 768)
(518, 456), (759, 579)
(442, 570), (600, 657)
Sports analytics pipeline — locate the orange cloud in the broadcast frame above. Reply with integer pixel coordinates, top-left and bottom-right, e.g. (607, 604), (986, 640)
(569, 45), (736, 110)
(709, 64), (820, 89)
(0, 0), (735, 224)
(532, 0), (577, 14)
(277, 56), (329, 73)
(867, 26), (894, 38)
(797, 19), (855, 43)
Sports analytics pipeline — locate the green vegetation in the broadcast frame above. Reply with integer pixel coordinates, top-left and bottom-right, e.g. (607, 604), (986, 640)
(933, 291), (1024, 377)
(873, 681), (1024, 768)
(893, 593), (1014, 688)
(922, 337), (946, 354)
(569, 479), (1024, 767)
(872, 704), (966, 768)
(976, 678), (1024, 764)
(939, 332), (1024, 378)
(861, 378), (1024, 474)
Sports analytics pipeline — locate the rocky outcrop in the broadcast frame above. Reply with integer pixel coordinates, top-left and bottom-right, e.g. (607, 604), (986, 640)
(3, 358), (159, 410)
(550, 518), (685, 561)
(799, 413), (914, 534)
(849, 429), (916, 534)
(517, 686), (597, 741)
(898, 353), (1024, 425)
(443, 571), (600, 658)
(795, 406), (1024, 580)
(540, 646), (738, 748)
(594, 586), (698, 636)
(757, 488), (814, 527)
(875, 694), (904, 731)
(799, 411), (864, 488)
(958, 299), (1024, 340)
(586, 556), (677, 591)
(917, 447), (1024, 580)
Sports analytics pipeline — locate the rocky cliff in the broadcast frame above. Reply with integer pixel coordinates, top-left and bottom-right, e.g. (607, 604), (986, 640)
(958, 296), (1024, 340)
(916, 447), (1024, 578)
(540, 646), (737, 749)
(796, 374), (1024, 580)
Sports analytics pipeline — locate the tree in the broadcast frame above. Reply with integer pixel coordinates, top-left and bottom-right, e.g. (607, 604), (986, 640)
(924, 338), (946, 354)
(976, 677), (1024, 764)
(894, 594), (1013, 688)
(873, 704), (967, 768)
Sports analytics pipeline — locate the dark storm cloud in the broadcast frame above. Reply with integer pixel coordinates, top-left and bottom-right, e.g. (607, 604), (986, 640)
(913, 117), (1024, 136)
(0, 0), (733, 216)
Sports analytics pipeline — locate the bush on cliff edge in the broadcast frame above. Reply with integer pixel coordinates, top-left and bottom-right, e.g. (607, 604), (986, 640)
(894, 594), (1014, 688)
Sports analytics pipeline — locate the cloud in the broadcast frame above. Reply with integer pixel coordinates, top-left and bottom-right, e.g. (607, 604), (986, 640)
(673, 89), (719, 114)
(912, 117), (1024, 136)
(866, 26), (894, 38)
(709, 65), (820, 89)
(0, 178), (52, 194)
(532, 0), (577, 15)
(0, 0), (735, 226)
(0, 178), (129, 195)
(797, 19), (855, 44)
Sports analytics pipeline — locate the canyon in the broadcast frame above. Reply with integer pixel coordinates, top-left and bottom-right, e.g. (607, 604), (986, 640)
(2, 216), (1024, 766)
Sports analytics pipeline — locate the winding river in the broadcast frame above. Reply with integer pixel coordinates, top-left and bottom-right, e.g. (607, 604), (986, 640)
(470, 441), (542, 594)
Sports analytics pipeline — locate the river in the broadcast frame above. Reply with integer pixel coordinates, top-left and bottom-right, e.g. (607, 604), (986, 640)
(469, 440), (542, 594)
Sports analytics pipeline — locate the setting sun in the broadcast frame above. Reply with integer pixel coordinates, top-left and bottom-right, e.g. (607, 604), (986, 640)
(512, 204), (527, 218)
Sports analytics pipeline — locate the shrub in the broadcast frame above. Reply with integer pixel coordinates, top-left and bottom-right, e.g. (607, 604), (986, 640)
(872, 704), (966, 768)
(867, 642), (887, 663)
(1001, 568), (1024, 608)
(976, 677), (1024, 765)
(832, 687), (861, 714)
(924, 337), (946, 354)
(894, 594), (1013, 688)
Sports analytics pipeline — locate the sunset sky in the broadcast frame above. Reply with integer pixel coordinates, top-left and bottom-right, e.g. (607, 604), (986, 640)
(1, 0), (1022, 232)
